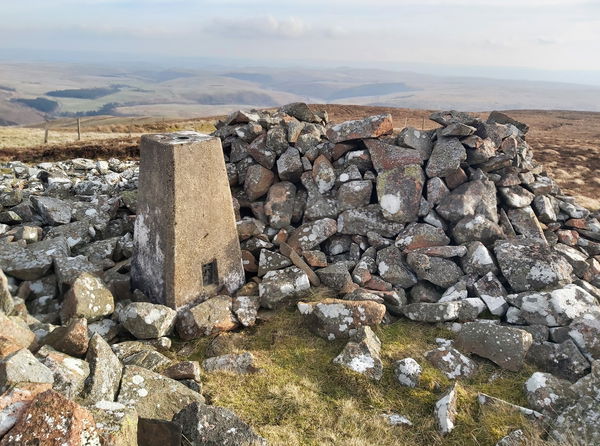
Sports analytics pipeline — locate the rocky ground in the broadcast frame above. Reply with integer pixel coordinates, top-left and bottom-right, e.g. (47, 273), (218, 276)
(0, 104), (600, 445)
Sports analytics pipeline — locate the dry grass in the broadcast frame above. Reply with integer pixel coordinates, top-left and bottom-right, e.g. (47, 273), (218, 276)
(180, 298), (545, 446)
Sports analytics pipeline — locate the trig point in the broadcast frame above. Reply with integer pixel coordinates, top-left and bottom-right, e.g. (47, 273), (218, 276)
(131, 131), (245, 310)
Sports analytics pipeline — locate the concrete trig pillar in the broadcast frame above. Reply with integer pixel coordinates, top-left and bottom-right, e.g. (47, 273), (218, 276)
(131, 131), (245, 310)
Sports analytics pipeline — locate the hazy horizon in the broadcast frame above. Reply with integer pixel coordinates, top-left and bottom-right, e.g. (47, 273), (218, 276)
(1, 0), (600, 87)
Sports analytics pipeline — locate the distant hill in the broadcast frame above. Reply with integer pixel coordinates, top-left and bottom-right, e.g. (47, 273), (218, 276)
(2, 62), (600, 125)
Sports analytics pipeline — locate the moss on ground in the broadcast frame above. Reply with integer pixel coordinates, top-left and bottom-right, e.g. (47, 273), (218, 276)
(186, 306), (544, 446)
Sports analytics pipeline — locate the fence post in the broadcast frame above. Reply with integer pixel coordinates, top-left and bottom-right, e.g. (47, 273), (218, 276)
(422, 117), (425, 130)
(44, 123), (49, 145)
(77, 118), (81, 141)
(404, 116), (408, 128)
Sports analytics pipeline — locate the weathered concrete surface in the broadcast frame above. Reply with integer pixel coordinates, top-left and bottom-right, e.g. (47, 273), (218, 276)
(132, 132), (244, 309)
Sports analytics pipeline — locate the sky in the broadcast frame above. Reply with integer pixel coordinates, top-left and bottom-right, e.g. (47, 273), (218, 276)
(1, 0), (600, 84)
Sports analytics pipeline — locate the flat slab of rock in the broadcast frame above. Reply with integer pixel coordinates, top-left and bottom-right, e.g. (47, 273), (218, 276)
(0, 349), (54, 392)
(202, 352), (259, 375)
(494, 239), (573, 292)
(117, 365), (204, 421)
(176, 296), (238, 340)
(297, 298), (386, 340)
(456, 322), (533, 371)
(326, 114), (393, 143)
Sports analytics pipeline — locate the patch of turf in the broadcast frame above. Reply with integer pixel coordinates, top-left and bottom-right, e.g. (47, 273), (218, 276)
(186, 306), (543, 446)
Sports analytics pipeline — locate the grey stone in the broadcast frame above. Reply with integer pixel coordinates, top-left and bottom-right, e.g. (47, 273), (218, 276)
(203, 352), (259, 375)
(425, 346), (477, 379)
(257, 249), (292, 277)
(337, 205), (404, 238)
(526, 340), (590, 382)
(406, 252), (463, 288)
(30, 195), (72, 225)
(36, 346), (90, 399)
(0, 349), (54, 392)
(297, 298), (386, 340)
(117, 365), (204, 420)
(456, 321), (533, 371)
(82, 333), (122, 404)
(119, 302), (177, 339)
(176, 295), (239, 340)
(326, 114), (393, 143)
(376, 246), (417, 288)
(393, 357), (422, 388)
(259, 266), (310, 309)
(494, 239), (573, 292)
(172, 401), (267, 446)
(435, 384), (458, 435)
(287, 218), (337, 252)
(60, 272), (115, 323)
(333, 326), (383, 380)
(524, 371), (575, 413)
(232, 295), (260, 327)
(425, 136), (466, 178)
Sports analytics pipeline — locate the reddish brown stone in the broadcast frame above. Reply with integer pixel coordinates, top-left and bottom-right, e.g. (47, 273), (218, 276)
(444, 168), (468, 189)
(332, 143), (355, 160)
(556, 229), (579, 246)
(363, 139), (421, 173)
(0, 384), (52, 437)
(364, 276), (393, 291)
(326, 114), (393, 143)
(241, 250), (258, 273)
(0, 390), (99, 445)
(0, 337), (21, 360)
(303, 250), (328, 268)
(42, 317), (89, 357)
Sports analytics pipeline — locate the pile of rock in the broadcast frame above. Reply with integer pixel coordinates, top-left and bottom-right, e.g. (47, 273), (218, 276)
(0, 102), (599, 443)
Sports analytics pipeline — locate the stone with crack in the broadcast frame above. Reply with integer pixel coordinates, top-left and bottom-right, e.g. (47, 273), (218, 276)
(333, 326), (383, 380)
(376, 246), (417, 288)
(425, 135), (466, 178)
(297, 298), (386, 340)
(494, 238), (573, 292)
(81, 333), (122, 405)
(406, 252), (463, 288)
(176, 296), (239, 340)
(526, 339), (590, 382)
(326, 114), (393, 143)
(456, 321), (533, 371)
(36, 345), (90, 399)
(259, 266), (310, 309)
(287, 218), (338, 252)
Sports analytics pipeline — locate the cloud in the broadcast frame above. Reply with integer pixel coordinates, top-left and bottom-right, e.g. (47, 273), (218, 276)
(204, 15), (344, 40)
